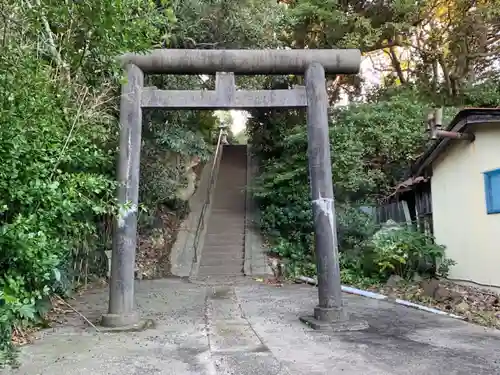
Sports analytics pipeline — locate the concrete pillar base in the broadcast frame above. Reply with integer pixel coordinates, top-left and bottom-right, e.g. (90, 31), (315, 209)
(100, 311), (140, 329)
(300, 307), (369, 332)
(314, 306), (346, 321)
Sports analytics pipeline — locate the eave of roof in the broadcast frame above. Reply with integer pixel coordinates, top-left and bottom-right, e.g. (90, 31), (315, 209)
(408, 107), (500, 178)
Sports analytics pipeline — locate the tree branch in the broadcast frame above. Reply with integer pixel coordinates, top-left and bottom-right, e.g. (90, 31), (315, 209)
(388, 47), (407, 84)
(25, 0), (69, 73)
(362, 39), (401, 53)
(437, 55), (453, 97)
(468, 49), (500, 59)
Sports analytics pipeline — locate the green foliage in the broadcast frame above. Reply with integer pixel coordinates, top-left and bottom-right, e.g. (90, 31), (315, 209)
(249, 88), (455, 285)
(462, 81), (500, 108)
(246, 0), (494, 292)
(284, 0), (418, 50)
(369, 227), (445, 280)
(252, 90), (430, 230)
(19, 0), (172, 83)
(0, 46), (117, 366)
(0, 0), (176, 366)
(437, 257), (457, 279)
(140, 116), (215, 207)
(169, 0), (284, 49)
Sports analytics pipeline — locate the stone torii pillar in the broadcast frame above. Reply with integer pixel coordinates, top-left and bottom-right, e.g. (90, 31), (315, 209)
(101, 49), (364, 331)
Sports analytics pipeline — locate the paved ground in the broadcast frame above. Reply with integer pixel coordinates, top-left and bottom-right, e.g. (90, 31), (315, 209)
(6, 278), (500, 375)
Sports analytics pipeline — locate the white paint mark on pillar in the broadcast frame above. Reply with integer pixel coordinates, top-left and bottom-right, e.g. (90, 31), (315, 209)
(117, 204), (138, 228)
(312, 195), (336, 239)
(127, 127), (133, 189)
(105, 250), (113, 278)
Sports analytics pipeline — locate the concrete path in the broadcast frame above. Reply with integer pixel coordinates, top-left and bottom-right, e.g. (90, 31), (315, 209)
(6, 278), (500, 375)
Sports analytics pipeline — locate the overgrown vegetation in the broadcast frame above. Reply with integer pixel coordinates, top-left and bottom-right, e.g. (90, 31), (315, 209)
(0, 0), (172, 365)
(250, 99), (451, 281)
(248, 0), (500, 289)
(251, 83), (499, 285)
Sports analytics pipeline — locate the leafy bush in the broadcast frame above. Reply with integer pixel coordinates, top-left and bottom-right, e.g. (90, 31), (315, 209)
(437, 257), (457, 279)
(462, 81), (500, 108)
(141, 122), (214, 207)
(0, 0), (174, 366)
(248, 88), (458, 286)
(368, 226), (445, 280)
(250, 91), (430, 267)
(0, 45), (116, 367)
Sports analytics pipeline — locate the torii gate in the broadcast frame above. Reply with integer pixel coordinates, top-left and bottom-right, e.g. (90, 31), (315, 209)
(102, 49), (362, 330)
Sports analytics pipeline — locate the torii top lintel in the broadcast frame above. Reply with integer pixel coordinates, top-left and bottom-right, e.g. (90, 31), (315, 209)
(120, 49), (361, 75)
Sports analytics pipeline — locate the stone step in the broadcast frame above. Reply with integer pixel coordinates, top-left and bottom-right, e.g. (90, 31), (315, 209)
(198, 257), (243, 266)
(206, 215), (246, 222)
(200, 257), (244, 267)
(211, 196), (246, 202)
(205, 226), (244, 232)
(212, 183), (245, 187)
(209, 211), (245, 217)
(209, 212), (245, 217)
(213, 185), (244, 189)
(207, 221), (245, 233)
(201, 256), (244, 264)
(204, 233), (244, 239)
(197, 264), (244, 276)
(198, 144), (247, 278)
(201, 247), (244, 254)
(217, 171), (245, 175)
(204, 232), (244, 239)
(210, 208), (246, 213)
(207, 218), (245, 224)
(208, 215), (245, 222)
(212, 184), (245, 188)
(202, 244), (244, 253)
(202, 247), (244, 253)
(213, 187), (245, 192)
(211, 203), (245, 208)
(200, 251), (244, 259)
(202, 251), (244, 257)
(212, 196), (245, 201)
(203, 240), (244, 248)
(215, 175), (244, 179)
(206, 217), (245, 224)
(204, 238), (244, 244)
(205, 231), (245, 245)
(207, 214), (245, 219)
(205, 226), (245, 233)
(212, 197), (245, 200)
(207, 221), (245, 226)
(211, 197), (245, 202)
(208, 213), (245, 218)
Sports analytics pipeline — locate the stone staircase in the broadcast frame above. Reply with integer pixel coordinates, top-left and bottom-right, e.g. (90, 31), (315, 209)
(197, 144), (247, 279)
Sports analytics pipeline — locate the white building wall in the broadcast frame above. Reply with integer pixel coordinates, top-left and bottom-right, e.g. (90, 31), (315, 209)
(431, 124), (500, 288)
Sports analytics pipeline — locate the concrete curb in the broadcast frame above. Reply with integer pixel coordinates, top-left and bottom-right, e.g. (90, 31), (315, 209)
(296, 276), (464, 320)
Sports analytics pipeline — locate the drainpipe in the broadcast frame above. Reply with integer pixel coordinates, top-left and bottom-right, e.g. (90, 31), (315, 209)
(427, 108), (475, 141)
